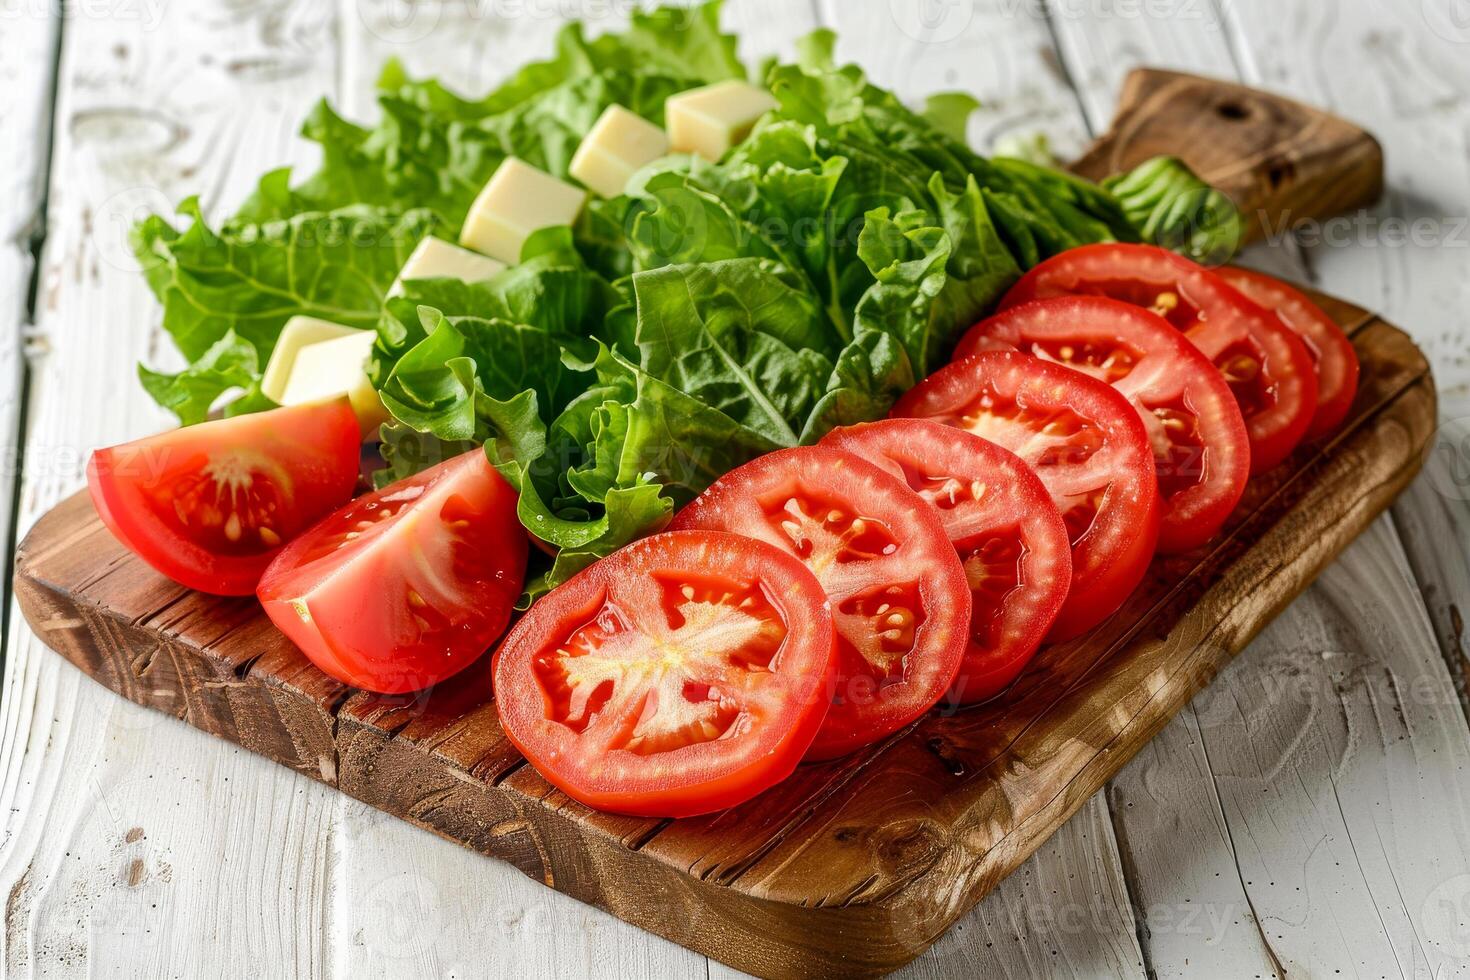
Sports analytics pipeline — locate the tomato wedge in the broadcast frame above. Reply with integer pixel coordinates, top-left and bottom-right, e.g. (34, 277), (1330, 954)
(1216, 266), (1360, 440)
(1002, 243), (1318, 474)
(258, 448), (526, 694)
(493, 530), (836, 817)
(956, 296), (1249, 553)
(891, 351), (1160, 640)
(87, 399), (361, 595)
(820, 419), (1071, 704)
(670, 447), (969, 760)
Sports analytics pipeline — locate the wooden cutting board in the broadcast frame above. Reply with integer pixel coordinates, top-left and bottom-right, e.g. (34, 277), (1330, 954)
(13, 71), (1428, 979)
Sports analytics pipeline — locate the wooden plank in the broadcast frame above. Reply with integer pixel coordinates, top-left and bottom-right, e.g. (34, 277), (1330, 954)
(0, 2), (343, 976)
(0, 4), (56, 613)
(812, 1), (1148, 975)
(1113, 518), (1470, 977)
(1049, 3), (1470, 975)
(1221, 0), (1470, 722)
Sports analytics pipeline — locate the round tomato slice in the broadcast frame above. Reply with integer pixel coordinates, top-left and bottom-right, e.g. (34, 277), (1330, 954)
(1216, 266), (1360, 440)
(87, 398), (361, 595)
(670, 447), (969, 760)
(891, 351), (1160, 640)
(819, 419), (1071, 704)
(258, 448), (527, 694)
(1002, 242), (1318, 474)
(493, 530), (836, 818)
(956, 296), (1250, 553)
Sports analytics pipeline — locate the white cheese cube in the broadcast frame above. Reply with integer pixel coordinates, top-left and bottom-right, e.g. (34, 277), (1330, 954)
(279, 329), (389, 437)
(665, 80), (777, 160)
(389, 236), (506, 296)
(569, 104), (671, 198)
(260, 316), (359, 404)
(458, 157), (588, 265)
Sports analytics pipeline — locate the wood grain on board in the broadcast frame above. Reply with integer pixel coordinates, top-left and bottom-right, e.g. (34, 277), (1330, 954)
(14, 290), (1436, 976)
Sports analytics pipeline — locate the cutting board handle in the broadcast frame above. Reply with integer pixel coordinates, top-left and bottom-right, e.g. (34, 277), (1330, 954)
(1069, 68), (1384, 244)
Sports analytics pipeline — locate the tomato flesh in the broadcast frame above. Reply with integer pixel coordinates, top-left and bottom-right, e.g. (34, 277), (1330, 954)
(1216, 266), (1360, 440)
(670, 447), (970, 760)
(957, 296), (1250, 553)
(1002, 243), (1318, 474)
(493, 530), (836, 817)
(891, 351), (1160, 640)
(820, 419), (1071, 703)
(87, 399), (362, 595)
(258, 448), (527, 694)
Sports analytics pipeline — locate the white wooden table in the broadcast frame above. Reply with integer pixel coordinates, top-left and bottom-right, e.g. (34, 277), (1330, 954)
(3, 1), (1469, 976)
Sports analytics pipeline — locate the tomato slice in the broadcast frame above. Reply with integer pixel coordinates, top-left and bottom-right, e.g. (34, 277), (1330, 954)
(956, 296), (1250, 553)
(819, 419), (1071, 704)
(1002, 243), (1318, 474)
(891, 351), (1160, 640)
(493, 530), (836, 817)
(670, 447), (970, 760)
(1216, 266), (1360, 440)
(258, 448), (527, 694)
(87, 399), (362, 595)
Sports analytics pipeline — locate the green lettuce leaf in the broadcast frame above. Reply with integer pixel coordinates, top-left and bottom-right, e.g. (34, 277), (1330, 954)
(132, 200), (440, 421)
(1104, 155), (1245, 264)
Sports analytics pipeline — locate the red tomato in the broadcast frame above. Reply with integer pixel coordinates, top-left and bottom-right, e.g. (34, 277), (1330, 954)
(891, 351), (1160, 640)
(1002, 243), (1318, 474)
(258, 448), (527, 694)
(820, 419), (1071, 704)
(956, 296), (1250, 553)
(1216, 266), (1360, 440)
(493, 530), (836, 817)
(87, 399), (361, 595)
(670, 447), (970, 760)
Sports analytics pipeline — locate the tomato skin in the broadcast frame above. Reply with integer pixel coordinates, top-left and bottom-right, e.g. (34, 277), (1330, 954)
(1216, 266), (1360, 440)
(891, 351), (1160, 641)
(671, 446), (970, 760)
(820, 419), (1071, 704)
(1002, 243), (1318, 474)
(493, 530), (836, 818)
(258, 448), (526, 694)
(87, 399), (362, 595)
(957, 296), (1250, 553)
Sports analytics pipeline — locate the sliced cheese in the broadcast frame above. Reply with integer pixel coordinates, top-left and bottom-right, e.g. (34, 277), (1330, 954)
(389, 236), (506, 296)
(459, 157), (588, 265)
(260, 316), (359, 405)
(569, 104), (671, 198)
(665, 80), (777, 160)
(279, 329), (389, 437)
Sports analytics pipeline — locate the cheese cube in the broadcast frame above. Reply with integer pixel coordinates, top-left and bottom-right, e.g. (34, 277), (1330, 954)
(261, 316), (359, 404)
(279, 330), (390, 437)
(665, 80), (777, 160)
(389, 236), (506, 296)
(569, 105), (671, 198)
(458, 158), (588, 265)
